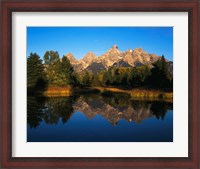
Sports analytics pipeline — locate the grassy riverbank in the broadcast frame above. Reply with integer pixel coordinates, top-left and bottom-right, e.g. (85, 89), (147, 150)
(35, 86), (173, 101)
(94, 87), (173, 99)
(36, 86), (73, 96)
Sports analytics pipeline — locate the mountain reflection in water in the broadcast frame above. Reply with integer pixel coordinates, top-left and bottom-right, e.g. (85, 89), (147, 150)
(27, 93), (173, 142)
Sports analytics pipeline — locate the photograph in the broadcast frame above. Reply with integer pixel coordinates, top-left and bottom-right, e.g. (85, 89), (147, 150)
(27, 27), (173, 142)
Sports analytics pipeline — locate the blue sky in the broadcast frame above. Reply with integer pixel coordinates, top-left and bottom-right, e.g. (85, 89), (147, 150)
(27, 27), (173, 61)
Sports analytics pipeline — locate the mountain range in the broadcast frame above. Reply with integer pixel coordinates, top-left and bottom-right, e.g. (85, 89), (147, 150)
(65, 45), (172, 73)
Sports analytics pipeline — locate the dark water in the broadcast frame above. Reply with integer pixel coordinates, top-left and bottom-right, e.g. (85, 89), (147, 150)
(27, 93), (173, 142)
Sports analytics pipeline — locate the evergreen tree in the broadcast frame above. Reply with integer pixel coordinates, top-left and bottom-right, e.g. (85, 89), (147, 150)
(102, 71), (110, 86)
(82, 71), (91, 86)
(27, 53), (46, 92)
(43, 51), (59, 65)
(43, 51), (60, 85)
(118, 68), (130, 86)
(92, 73), (100, 86)
(53, 56), (75, 86)
(113, 68), (120, 85)
(146, 55), (171, 89)
(129, 65), (151, 87)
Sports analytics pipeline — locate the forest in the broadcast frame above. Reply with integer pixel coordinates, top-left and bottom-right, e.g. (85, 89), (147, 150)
(27, 51), (173, 97)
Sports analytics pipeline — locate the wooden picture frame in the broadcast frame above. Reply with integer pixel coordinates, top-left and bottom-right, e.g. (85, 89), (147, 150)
(1, 0), (199, 168)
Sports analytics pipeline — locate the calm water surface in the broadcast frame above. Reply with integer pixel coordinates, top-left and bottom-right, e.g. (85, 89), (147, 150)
(27, 93), (173, 142)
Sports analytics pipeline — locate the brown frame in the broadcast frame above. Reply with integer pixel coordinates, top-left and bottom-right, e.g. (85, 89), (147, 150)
(0, 0), (199, 168)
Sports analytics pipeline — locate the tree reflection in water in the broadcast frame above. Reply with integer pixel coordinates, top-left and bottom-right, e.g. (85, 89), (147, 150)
(27, 93), (173, 128)
(27, 97), (46, 128)
(27, 96), (77, 128)
(43, 96), (76, 124)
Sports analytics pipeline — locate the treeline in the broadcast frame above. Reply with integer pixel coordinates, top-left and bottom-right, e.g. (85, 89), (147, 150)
(76, 58), (172, 90)
(27, 50), (173, 94)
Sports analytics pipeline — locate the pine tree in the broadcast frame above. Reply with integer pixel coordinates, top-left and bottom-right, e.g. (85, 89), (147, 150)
(147, 55), (171, 89)
(82, 71), (90, 86)
(27, 53), (46, 92)
(53, 56), (75, 86)
(43, 51), (60, 85)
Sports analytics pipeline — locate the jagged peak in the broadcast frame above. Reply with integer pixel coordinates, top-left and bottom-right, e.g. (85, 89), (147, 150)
(134, 48), (143, 52)
(83, 51), (96, 58)
(112, 44), (118, 49)
(81, 51), (97, 64)
(88, 51), (95, 55)
(66, 52), (74, 58)
(106, 44), (122, 54)
(65, 52), (77, 62)
(125, 49), (133, 53)
(128, 49), (133, 52)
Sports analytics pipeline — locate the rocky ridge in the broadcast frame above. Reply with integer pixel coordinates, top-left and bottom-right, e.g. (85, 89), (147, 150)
(65, 45), (171, 72)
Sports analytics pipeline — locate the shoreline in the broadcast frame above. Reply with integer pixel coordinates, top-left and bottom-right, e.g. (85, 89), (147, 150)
(33, 86), (173, 101)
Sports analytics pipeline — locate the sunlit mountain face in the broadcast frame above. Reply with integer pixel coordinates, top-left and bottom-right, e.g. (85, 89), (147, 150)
(65, 45), (172, 73)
